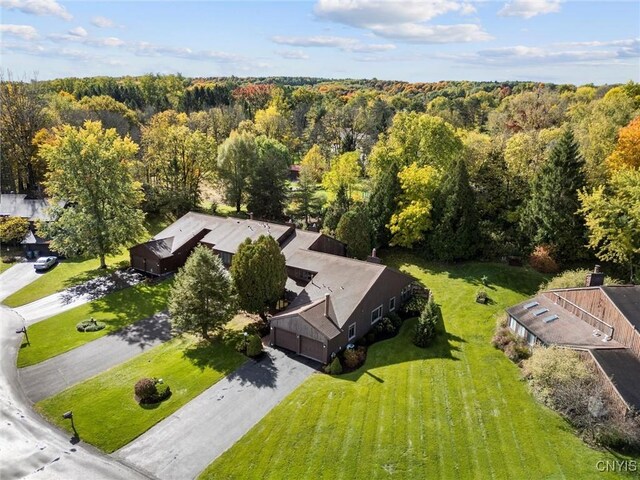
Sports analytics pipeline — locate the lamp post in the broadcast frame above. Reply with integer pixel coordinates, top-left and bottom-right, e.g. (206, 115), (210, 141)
(243, 331), (249, 354)
(15, 326), (29, 346)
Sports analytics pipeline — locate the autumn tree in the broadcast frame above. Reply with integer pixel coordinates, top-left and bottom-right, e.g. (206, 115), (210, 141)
(169, 246), (237, 342)
(335, 206), (372, 260)
(522, 128), (587, 263)
(579, 168), (640, 282)
(216, 130), (257, 213)
(0, 217), (29, 245)
(321, 151), (361, 198)
(246, 136), (290, 220)
(39, 121), (145, 268)
(0, 73), (48, 194)
(606, 116), (640, 172)
(300, 144), (327, 183)
(231, 235), (287, 321)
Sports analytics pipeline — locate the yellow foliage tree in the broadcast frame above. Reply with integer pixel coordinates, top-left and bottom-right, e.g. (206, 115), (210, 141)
(606, 116), (640, 172)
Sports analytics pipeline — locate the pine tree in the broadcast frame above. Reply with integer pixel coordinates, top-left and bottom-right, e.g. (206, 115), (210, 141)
(523, 128), (586, 263)
(429, 158), (480, 261)
(288, 167), (323, 227)
(367, 160), (401, 248)
(323, 184), (351, 234)
(246, 135), (290, 220)
(414, 296), (440, 348)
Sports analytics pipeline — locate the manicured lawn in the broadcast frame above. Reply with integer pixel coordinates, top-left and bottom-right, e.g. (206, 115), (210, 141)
(0, 260), (16, 273)
(17, 280), (171, 368)
(201, 254), (635, 480)
(36, 336), (244, 453)
(3, 215), (172, 308)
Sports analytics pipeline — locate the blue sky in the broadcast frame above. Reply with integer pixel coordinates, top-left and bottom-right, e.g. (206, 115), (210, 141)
(1, 0), (638, 84)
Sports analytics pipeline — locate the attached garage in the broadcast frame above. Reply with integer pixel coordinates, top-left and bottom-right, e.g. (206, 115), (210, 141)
(273, 328), (298, 353)
(299, 336), (325, 362)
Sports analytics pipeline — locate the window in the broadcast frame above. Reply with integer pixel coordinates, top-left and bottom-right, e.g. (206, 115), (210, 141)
(401, 285), (412, 301)
(389, 296), (396, 312)
(527, 332), (536, 346)
(371, 305), (383, 324)
(517, 324), (526, 338)
(509, 316), (517, 331)
(348, 323), (356, 340)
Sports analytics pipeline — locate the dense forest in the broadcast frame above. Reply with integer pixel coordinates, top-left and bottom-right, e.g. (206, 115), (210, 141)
(1, 73), (639, 280)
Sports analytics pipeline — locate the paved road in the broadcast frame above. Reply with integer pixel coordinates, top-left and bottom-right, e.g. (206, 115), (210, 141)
(0, 306), (151, 480)
(19, 312), (173, 403)
(0, 263), (40, 303)
(116, 347), (317, 480)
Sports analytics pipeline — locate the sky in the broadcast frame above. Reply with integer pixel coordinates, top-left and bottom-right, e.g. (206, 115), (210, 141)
(0, 0), (638, 84)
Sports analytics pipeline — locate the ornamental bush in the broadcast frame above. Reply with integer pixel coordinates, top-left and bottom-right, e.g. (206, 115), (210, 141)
(327, 356), (343, 375)
(76, 318), (106, 332)
(529, 245), (559, 273)
(343, 346), (366, 370)
(414, 297), (440, 347)
(246, 334), (263, 357)
(134, 378), (158, 404)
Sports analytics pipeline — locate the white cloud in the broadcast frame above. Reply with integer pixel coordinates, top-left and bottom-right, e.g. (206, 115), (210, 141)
(272, 35), (395, 52)
(48, 32), (126, 47)
(313, 0), (490, 43)
(498, 0), (561, 19)
(276, 50), (310, 60)
(68, 26), (87, 37)
(0, 24), (38, 40)
(91, 16), (115, 28)
(0, 0), (72, 20)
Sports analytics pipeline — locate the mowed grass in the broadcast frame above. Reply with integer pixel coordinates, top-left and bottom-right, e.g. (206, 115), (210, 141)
(3, 215), (172, 308)
(202, 254), (636, 480)
(36, 336), (244, 453)
(17, 280), (171, 368)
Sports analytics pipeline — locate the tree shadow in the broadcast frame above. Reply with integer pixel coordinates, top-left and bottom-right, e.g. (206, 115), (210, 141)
(106, 311), (173, 348)
(225, 351), (279, 389)
(59, 268), (144, 304)
(181, 340), (245, 378)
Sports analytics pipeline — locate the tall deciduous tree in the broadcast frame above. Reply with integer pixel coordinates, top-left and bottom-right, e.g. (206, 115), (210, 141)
(39, 121), (145, 268)
(0, 73), (48, 194)
(246, 136), (290, 220)
(0, 217), (29, 245)
(300, 144), (327, 183)
(429, 158), (479, 261)
(605, 116), (640, 172)
(169, 246), (237, 342)
(367, 159), (401, 248)
(522, 128), (587, 263)
(579, 168), (640, 282)
(231, 235), (287, 321)
(321, 151), (361, 198)
(217, 130), (256, 213)
(335, 206), (372, 260)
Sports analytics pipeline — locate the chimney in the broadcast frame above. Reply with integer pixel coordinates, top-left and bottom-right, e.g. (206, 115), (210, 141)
(324, 293), (330, 318)
(366, 247), (382, 264)
(585, 265), (605, 287)
(248, 212), (253, 221)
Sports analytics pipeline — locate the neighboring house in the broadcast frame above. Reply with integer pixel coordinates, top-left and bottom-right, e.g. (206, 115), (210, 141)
(506, 267), (640, 413)
(0, 194), (62, 256)
(130, 212), (415, 363)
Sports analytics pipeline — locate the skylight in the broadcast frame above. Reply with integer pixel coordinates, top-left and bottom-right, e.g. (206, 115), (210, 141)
(533, 308), (549, 317)
(524, 301), (539, 309)
(542, 314), (559, 323)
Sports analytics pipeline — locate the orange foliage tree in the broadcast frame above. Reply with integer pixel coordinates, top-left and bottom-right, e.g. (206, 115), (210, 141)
(606, 116), (640, 172)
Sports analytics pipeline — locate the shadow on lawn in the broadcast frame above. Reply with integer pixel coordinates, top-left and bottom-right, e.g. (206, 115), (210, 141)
(182, 340), (243, 376)
(342, 312), (466, 383)
(383, 250), (546, 297)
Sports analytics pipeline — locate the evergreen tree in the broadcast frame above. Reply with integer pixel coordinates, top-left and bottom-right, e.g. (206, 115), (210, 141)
(168, 246), (237, 342)
(246, 135), (290, 220)
(288, 167), (323, 227)
(522, 128), (587, 262)
(429, 158), (480, 261)
(323, 184), (351, 234)
(367, 160), (401, 248)
(414, 297), (440, 348)
(335, 205), (372, 260)
(231, 235), (287, 321)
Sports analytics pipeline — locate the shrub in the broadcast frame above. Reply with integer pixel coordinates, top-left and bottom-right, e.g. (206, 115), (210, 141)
(476, 289), (488, 304)
(134, 378), (158, 404)
(414, 297), (440, 348)
(155, 382), (172, 402)
(373, 317), (396, 338)
(387, 311), (403, 331)
(1, 255), (17, 264)
(401, 295), (427, 318)
(503, 340), (531, 363)
(529, 245), (559, 273)
(540, 268), (622, 292)
(76, 318), (106, 332)
(246, 334), (263, 357)
(343, 346), (366, 370)
(491, 326), (514, 350)
(327, 356), (343, 375)
(366, 332), (376, 344)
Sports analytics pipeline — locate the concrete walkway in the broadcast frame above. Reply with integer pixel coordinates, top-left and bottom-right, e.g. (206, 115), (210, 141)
(0, 263), (40, 302)
(0, 306), (151, 480)
(19, 312), (172, 403)
(116, 347), (317, 480)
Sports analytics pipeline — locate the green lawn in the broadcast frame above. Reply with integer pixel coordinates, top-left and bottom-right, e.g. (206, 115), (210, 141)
(36, 336), (244, 453)
(201, 254), (636, 480)
(3, 215), (172, 308)
(17, 280), (171, 368)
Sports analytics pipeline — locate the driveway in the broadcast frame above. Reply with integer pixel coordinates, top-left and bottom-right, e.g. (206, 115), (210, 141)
(116, 347), (316, 480)
(14, 270), (144, 325)
(19, 312), (173, 403)
(0, 306), (150, 480)
(0, 263), (40, 302)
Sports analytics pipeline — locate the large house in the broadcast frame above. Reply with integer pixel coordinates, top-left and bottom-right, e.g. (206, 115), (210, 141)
(129, 212), (415, 363)
(506, 267), (640, 413)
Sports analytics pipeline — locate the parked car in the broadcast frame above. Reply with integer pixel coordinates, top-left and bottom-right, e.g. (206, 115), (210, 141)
(34, 256), (57, 271)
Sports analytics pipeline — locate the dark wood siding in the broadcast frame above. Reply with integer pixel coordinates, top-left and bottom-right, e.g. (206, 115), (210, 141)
(273, 328), (298, 353)
(309, 235), (346, 257)
(300, 336), (325, 362)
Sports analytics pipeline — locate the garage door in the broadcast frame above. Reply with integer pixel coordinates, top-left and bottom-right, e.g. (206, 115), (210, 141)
(300, 336), (325, 363)
(274, 328), (298, 352)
